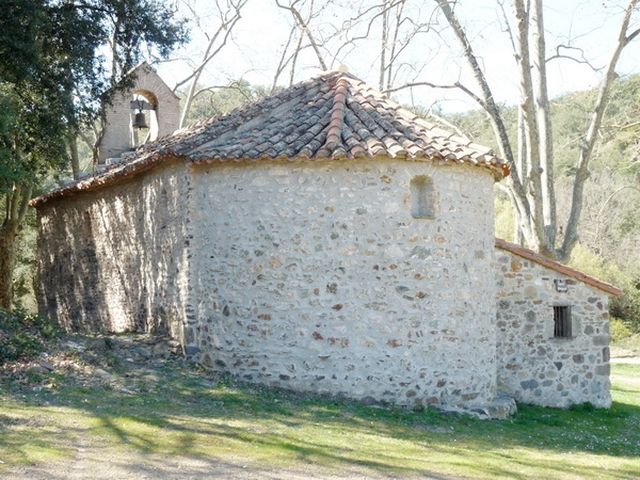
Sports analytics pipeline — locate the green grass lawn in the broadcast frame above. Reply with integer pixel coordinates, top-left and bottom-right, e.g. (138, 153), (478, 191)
(1, 355), (639, 479)
(612, 333), (640, 358)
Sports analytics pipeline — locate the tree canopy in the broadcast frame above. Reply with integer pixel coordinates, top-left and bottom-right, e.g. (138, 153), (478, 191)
(0, 0), (188, 308)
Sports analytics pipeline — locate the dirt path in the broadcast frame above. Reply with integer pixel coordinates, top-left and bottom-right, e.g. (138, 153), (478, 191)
(5, 451), (451, 480)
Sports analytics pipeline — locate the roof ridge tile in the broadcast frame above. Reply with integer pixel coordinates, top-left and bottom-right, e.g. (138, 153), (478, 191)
(322, 76), (349, 153)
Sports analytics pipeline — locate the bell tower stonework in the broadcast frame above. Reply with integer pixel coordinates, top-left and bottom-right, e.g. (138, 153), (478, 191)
(96, 62), (180, 164)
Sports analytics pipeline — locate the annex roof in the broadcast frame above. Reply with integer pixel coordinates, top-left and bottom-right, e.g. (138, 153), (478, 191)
(31, 70), (509, 207)
(495, 238), (623, 297)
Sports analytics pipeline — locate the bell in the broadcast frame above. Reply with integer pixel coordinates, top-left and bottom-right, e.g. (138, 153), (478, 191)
(132, 111), (148, 129)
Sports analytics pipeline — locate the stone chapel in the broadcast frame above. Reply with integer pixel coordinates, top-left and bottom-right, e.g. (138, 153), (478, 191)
(31, 70), (622, 417)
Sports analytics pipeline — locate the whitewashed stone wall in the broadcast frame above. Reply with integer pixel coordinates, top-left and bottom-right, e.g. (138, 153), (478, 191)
(495, 249), (611, 408)
(36, 162), (190, 339)
(186, 159), (498, 410)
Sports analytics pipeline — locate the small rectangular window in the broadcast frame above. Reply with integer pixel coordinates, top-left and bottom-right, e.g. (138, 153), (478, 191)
(410, 175), (434, 219)
(553, 306), (572, 338)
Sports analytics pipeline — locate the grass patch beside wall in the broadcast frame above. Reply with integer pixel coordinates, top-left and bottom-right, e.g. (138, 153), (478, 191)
(1, 345), (639, 479)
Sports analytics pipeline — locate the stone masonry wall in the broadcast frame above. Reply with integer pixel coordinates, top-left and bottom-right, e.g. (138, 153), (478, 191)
(495, 249), (611, 408)
(186, 159), (498, 410)
(36, 162), (190, 339)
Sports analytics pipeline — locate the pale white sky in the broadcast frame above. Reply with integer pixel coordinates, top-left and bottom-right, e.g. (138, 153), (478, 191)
(155, 0), (640, 112)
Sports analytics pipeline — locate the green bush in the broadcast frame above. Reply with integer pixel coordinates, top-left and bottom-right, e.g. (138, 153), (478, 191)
(611, 317), (633, 342)
(569, 244), (640, 333)
(0, 308), (58, 364)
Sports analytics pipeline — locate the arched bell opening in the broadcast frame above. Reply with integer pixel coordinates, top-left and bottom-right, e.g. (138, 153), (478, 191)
(130, 89), (159, 148)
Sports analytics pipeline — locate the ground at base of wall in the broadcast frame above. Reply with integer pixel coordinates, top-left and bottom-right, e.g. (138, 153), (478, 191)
(2, 333), (640, 480)
(199, 365), (519, 420)
(463, 392), (517, 419)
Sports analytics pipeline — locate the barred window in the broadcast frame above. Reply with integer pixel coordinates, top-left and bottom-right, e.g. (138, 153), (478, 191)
(554, 306), (572, 338)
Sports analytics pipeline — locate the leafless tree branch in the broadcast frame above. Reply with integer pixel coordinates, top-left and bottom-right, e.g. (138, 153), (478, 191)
(176, 0), (247, 128)
(191, 82), (253, 102)
(383, 81), (486, 109)
(276, 0), (327, 70)
(561, 0), (640, 258)
(546, 44), (603, 72)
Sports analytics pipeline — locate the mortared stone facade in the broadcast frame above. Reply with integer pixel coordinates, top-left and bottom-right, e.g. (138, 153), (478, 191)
(32, 71), (621, 416)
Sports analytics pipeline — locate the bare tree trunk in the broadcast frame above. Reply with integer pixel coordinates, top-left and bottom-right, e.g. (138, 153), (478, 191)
(177, 1), (246, 128)
(68, 134), (81, 179)
(0, 224), (19, 309)
(516, 108), (526, 189)
(379, 0), (389, 90)
(559, 0), (640, 260)
(0, 184), (32, 309)
(513, 0), (552, 255)
(181, 73), (203, 129)
(513, 41), (527, 247)
(272, 25), (297, 92)
(514, 222), (525, 245)
(434, 0), (534, 246)
(531, 0), (556, 246)
(276, 0), (327, 71)
(289, 29), (305, 86)
(432, 0), (640, 259)
(385, 0), (405, 90)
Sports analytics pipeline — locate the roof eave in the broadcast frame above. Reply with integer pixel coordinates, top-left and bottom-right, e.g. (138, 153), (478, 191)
(29, 152), (183, 208)
(31, 153), (508, 208)
(495, 238), (624, 297)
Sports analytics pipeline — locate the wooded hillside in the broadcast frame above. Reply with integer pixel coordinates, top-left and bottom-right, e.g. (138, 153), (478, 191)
(450, 75), (640, 266)
(449, 75), (640, 333)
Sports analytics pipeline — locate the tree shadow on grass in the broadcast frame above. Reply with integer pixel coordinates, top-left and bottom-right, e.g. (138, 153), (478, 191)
(2, 358), (640, 479)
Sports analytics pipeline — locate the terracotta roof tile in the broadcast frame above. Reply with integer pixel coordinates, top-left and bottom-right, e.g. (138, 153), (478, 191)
(31, 71), (509, 207)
